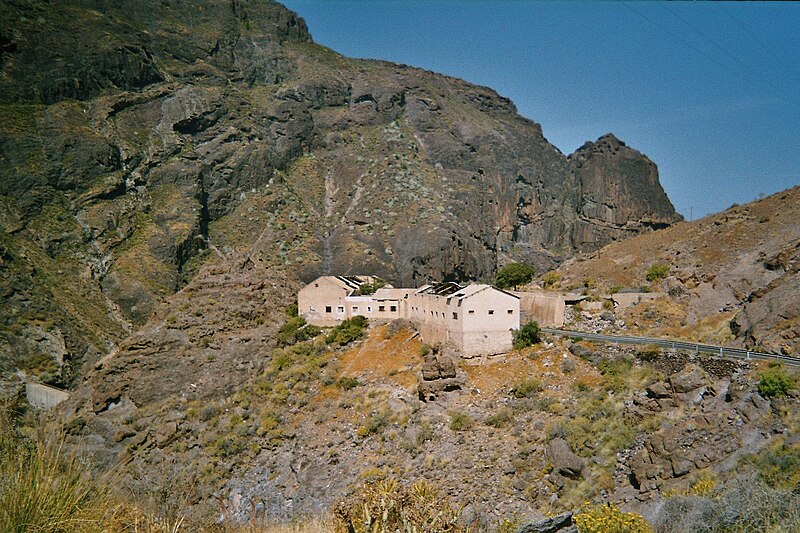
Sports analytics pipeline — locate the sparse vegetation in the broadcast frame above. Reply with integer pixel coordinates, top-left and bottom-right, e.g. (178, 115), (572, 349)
(510, 377), (543, 398)
(495, 262), (536, 290)
(513, 320), (541, 349)
(448, 410), (473, 431)
(333, 478), (466, 533)
(542, 271), (561, 288)
(756, 363), (794, 398)
(276, 315), (321, 346)
(326, 315), (368, 346)
(645, 262), (669, 282)
(354, 278), (387, 296)
(574, 502), (651, 533)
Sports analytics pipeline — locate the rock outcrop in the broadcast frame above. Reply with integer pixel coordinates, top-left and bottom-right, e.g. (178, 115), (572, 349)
(624, 364), (779, 500)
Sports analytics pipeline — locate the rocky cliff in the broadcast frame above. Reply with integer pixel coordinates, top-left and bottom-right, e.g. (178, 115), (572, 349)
(0, 0), (682, 385)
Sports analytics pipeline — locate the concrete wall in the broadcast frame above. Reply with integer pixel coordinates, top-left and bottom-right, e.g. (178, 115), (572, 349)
(406, 292), (450, 345)
(26, 382), (70, 409)
(299, 277), (350, 326)
(514, 290), (565, 327)
(612, 292), (660, 309)
(456, 288), (519, 356)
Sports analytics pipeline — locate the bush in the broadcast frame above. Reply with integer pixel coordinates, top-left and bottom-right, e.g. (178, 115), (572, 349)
(354, 279), (387, 296)
(513, 321), (541, 349)
(757, 365), (794, 398)
(485, 407), (513, 428)
(573, 502), (651, 533)
(510, 378), (543, 398)
(637, 344), (661, 361)
(646, 262), (669, 282)
(495, 262), (536, 290)
(542, 271), (561, 288)
(337, 376), (361, 391)
(334, 478), (466, 533)
(449, 410), (473, 431)
(276, 315), (321, 346)
(327, 316), (368, 346)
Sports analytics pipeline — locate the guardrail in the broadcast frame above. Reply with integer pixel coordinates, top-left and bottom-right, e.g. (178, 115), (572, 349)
(541, 328), (800, 368)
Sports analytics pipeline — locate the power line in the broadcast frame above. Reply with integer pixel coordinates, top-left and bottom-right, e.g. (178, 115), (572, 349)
(660, 3), (794, 103)
(623, 2), (795, 105)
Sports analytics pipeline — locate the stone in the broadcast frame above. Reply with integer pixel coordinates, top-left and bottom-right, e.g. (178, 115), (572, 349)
(546, 438), (584, 479)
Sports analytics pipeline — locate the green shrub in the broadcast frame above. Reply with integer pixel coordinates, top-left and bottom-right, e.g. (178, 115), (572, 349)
(485, 407), (514, 428)
(354, 279), (387, 296)
(495, 262), (536, 290)
(448, 410), (473, 431)
(637, 344), (661, 361)
(645, 262), (669, 282)
(757, 365), (794, 398)
(337, 376), (361, 391)
(510, 378), (543, 398)
(513, 321), (541, 349)
(609, 285), (623, 294)
(276, 315), (321, 346)
(327, 316), (368, 346)
(542, 271), (561, 288)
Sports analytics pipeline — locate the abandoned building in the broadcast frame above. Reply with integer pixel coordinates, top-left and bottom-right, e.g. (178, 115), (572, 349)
(298, 276), (520, 356)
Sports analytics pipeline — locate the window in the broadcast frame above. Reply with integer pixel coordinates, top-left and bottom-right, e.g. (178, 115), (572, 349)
(468, 310), (475, 315)
(352, 306), (358, 313)
(488, 310), (494, 315)
(452, 312), (458, 320)
(325, 306), (332, 313)
(379, 305), (385, 312)
(337, 306), (344, 313)
(367, 306), (372, 312)
(507, 309), (514, 314)
(390, 305), (397, 312)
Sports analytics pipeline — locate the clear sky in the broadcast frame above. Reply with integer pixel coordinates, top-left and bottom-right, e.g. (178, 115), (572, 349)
(281, 1), (800, 220)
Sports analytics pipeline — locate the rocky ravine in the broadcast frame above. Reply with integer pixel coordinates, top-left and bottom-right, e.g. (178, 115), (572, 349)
(0, 0), (680, 386)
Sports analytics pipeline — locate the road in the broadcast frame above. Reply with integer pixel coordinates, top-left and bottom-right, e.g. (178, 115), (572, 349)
(541, 327), (800, 368)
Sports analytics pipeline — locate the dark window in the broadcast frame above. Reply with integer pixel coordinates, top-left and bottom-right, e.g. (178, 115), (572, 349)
(507, 309), (514, 314)
(452, 312), (458, 320)
(379, 305), (386, 312)
(468, 310), (475, 315)
(325, 306), (332, 313)
(488, 310), (494, 315)
(390, 305), (397, 312)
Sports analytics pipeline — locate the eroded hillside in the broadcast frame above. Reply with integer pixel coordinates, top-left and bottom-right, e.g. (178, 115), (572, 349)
(554, 186), (800, 356)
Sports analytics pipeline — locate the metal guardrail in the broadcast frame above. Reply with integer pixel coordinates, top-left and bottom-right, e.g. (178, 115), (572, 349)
(541, 328), (800, 368)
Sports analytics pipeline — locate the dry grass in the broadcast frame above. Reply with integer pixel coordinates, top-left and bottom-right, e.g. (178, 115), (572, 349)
(337, 325), (422, 389)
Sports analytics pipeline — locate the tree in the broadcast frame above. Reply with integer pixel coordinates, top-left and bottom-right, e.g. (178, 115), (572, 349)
(495, 262), (536, 290)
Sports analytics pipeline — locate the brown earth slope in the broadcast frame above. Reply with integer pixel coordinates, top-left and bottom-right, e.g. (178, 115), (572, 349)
(556, 186), (800, 356)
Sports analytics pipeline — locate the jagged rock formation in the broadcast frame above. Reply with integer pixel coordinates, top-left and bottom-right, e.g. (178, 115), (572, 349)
(0, 0), (680, 384)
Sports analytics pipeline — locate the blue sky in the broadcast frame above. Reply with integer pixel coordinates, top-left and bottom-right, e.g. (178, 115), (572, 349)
(281, 1), (800, 219)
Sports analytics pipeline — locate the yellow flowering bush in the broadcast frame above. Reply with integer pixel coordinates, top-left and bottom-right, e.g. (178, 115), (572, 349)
(573, 502), (651, 533)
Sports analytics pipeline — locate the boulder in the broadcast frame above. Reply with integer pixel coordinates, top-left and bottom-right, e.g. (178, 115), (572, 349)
(669, 365), (710, 393)
(546, 438), (584, 479)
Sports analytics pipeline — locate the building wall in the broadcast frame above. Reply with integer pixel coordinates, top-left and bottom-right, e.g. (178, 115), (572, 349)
(514, 290), (565, 327)
(406, 292), (450, 345)
(456, 289), (519, 356)
(298, 277), (350, 326)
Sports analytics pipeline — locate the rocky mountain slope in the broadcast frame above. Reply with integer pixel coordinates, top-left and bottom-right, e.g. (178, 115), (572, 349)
(0, 0), (680, 386)
(555, 186), (800, 357)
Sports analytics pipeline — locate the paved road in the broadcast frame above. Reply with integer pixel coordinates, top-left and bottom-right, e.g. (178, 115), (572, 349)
(541, 327), (800, 368)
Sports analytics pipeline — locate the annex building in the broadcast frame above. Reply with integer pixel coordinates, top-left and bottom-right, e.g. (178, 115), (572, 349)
(298, 276), (520, 357)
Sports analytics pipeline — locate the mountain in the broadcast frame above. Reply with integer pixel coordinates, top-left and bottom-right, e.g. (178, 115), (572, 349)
(556, 186), (800, 357)
(0, 0), (680, 386)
